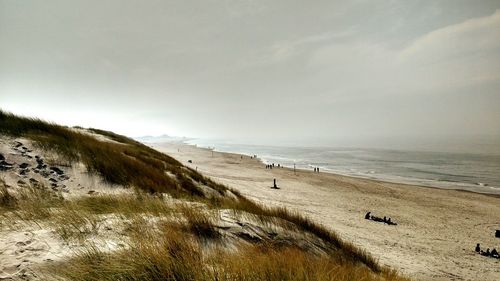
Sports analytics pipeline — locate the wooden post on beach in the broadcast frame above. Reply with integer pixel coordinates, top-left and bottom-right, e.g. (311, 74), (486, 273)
(294, 163), (296, 175)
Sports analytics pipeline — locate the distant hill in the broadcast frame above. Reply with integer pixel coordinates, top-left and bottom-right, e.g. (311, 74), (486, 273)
(134, 134), (190, 143)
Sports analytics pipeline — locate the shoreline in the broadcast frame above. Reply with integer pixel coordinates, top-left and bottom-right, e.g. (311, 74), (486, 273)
(151, 141), (500, 281)
(183, 142), (500, 198)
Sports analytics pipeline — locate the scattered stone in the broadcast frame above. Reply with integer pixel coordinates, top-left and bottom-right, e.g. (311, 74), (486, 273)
(19, 169), (28, 176)
(40, 170), (50, 178)
(0, 160), (14, 171)
(17, 180), (27, 186)
(49, 178), (57, 183)
(33, 169), (40, 173)
(88, 190), (96, 195)
(0, 160), (13, 166)
(51, 183), (58, 188)
(21, 146), (28, 151)
(29, 178), (38, 184)
(14, 141), (23, 148)
(50, 167), (64, 175)
(19, 163), (30, 169)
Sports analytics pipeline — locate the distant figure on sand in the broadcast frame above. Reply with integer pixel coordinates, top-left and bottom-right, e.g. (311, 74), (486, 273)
(365, 212), (397, 225)
(475, 243), (481, 253)
(496, 229), (500, 238)
(272, 178), (279, 189)
(491, 248), (499, 258)
(481, 248), (491, 256)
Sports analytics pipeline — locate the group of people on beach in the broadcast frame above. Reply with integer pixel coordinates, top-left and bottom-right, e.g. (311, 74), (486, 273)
(265, 163), (282, 169)
(364, 212), (397, 225)
(475, 244), (499, 259)
(313, 167), (320, 172)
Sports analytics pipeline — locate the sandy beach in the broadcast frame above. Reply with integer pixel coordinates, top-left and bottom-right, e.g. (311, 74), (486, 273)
(153, 142), (500, 281)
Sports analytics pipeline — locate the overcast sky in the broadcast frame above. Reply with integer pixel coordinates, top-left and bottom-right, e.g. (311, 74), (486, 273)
(1, 0), (500, 147)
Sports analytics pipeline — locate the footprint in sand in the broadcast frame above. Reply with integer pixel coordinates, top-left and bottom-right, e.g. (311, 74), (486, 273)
(0, 231), (50, 280)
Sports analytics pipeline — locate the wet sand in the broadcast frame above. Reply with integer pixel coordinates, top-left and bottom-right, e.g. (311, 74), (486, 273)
(153, 142), (500, 281)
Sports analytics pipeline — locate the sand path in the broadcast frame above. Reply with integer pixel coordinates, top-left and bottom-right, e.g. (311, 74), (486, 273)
(154, 143), (500, 281)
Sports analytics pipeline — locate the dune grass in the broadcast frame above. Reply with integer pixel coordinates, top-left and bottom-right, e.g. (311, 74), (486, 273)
(47, 219), (408, 281)
(210, 188), (380, 272)
(0, 181), (18, 211)
(179, 204), (220, 239)
(0, 110), (220, 197)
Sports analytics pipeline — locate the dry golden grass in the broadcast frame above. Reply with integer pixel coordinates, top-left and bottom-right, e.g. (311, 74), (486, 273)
(0, 180), (18, 211)
(47, 219), (410, 281)
(179, 204), (220, 239)
(0, 110), (219, 197)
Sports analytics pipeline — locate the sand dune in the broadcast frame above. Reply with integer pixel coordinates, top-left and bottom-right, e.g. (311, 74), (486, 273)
(153, 142), (500, 281)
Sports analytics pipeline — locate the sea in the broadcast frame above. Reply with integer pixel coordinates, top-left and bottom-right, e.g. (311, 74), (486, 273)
(185, 139), (500, 195)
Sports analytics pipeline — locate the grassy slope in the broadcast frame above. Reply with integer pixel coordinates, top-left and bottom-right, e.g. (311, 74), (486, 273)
(0, 110), (409, 280)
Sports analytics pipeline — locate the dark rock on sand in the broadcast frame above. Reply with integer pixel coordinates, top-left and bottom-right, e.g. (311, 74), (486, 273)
(49, 178), (57, 183)
(50, 167), (64, 175)
(0, 160), (14, 171)
(19, 163), (30, 169)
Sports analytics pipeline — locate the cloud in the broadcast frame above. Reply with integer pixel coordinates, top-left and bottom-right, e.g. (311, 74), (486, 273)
(399, 9), (500, 64)
(304, 9), (500, 102)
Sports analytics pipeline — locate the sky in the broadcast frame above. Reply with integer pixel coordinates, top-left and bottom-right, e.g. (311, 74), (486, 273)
(1, 0), (500, 148)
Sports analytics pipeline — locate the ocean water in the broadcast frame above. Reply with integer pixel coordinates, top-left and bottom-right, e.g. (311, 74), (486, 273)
(186, 139), (500, 195)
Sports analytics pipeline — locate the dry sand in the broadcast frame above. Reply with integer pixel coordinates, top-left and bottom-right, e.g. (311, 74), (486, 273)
(153, 142), (500, 281)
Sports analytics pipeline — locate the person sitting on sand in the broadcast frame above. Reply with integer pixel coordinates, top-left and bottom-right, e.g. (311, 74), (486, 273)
(491, 248), (499, 258)
(365, 212), (371, 219)
(383, 216), (387, 223)
(481, 248), (491, 256)
(475, 243), (481, 253)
